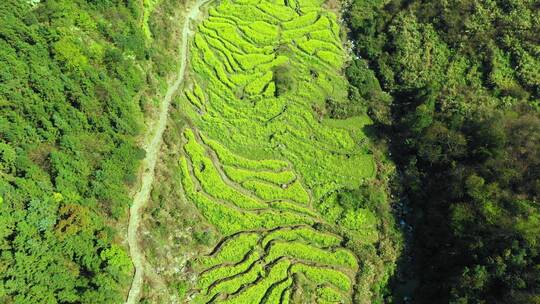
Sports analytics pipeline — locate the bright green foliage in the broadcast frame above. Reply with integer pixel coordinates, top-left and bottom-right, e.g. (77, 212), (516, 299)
(257, 1), (297, 21)
(181, 129), (359, 301)
(185, 90), (204, 111)
(261, 227), (342, 248)
(341, 208), (378, 234)
(317, 50), (344, 68)
(197, 251), (261, 290)
(242, 179), (310, 205)
(142, 0), (159, 40)
(220, 259), (291, 304)
(265, 241), (358, 269)
(240, 23), (279, 45)
(316, 286), (345, 303)
(233, 53), (276, 71)
(247, 21), (279, 36)
(100, 244), (133, 278)
(244, 71), (274, 95)
(281, 15), (332, 40)
(197, 233), (261, 268)
(183, 129), (268, 210)
(196, 262), (264, 302)
(263, 81), (277, 97)
(223, 166), (296, 185)
(282, 11), (318, 30)
(298, 39), (342, 55)
(269, 201), (318, 217)
(177, 0), (385, 302)
(282, 289), (292, 304)
(179, 156), (312, 235)
(309, 30), (339, 43)
(263, 277), (293, 304)
(53, 37), (89, 70)
(201, 134), (289, 171)
(291, 264), (352, 291)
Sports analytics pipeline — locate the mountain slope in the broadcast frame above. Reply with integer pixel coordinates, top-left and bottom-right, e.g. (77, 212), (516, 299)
(0, 0), (186, 302)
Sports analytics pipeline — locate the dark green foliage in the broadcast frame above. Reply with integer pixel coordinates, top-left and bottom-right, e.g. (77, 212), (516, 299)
(273, 64), (296, 96)
(346, 0), (540, 302)
(346, 59), (392, 124)
(176, 280), (189, 299)
(0, 0), (161, 302)
(193, 230), (214, 246)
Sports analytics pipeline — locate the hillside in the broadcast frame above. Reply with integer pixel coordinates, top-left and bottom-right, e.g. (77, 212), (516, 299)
(141, 0), (399, 303)
(346, 0), (539, 302)
(1, 0), (538, 303)
(0, 0), (188, 302)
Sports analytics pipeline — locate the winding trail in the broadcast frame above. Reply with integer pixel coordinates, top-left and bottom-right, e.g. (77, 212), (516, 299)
(126, 1), (211, 303)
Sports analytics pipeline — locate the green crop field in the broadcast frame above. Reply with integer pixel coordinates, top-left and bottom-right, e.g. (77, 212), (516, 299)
(177, 0), (378, 302)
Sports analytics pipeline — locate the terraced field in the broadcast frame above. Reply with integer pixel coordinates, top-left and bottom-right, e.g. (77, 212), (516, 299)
(177, 0), (379, 302)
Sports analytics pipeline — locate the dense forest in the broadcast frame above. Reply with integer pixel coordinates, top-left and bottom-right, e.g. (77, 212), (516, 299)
(0, 0), (184, 302)
(345, 0), (539, 303)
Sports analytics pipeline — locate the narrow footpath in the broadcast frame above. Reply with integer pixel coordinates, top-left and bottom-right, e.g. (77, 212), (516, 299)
(125, 1), (211, 303)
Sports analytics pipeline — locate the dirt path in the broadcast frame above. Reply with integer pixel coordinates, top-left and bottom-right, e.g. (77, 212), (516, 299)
(125, 1), (211, 303)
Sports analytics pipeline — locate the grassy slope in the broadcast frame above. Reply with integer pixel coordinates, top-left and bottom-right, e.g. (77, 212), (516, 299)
(143, 0), (401, 302)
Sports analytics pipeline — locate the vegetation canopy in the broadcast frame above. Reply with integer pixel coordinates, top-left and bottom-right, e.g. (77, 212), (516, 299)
(175, 0), (397, 302)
